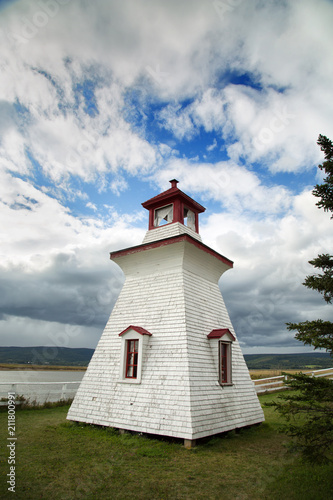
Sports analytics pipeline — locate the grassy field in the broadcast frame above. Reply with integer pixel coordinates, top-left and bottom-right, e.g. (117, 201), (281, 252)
(248, 369), (315, 380)
(1, 393), (333, 500)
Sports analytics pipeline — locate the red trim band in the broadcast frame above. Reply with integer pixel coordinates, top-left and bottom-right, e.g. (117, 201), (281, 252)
(110, 234), (233, 268)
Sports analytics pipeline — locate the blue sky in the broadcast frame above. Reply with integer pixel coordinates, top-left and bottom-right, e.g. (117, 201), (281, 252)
(0, 0), (333, 354)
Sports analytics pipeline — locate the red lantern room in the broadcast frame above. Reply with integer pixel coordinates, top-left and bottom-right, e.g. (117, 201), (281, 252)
(141, 179), (206, 234)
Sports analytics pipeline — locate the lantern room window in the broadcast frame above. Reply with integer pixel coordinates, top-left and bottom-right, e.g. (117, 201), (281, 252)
(154, 204), (173, 227)
(183, 207), (195, 231)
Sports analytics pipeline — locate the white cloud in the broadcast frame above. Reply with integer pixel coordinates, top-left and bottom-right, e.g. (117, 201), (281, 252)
(199, 187), (333, 350)
(192, 89), (226, 131)
(206, 139), (217, 152)
(157, 103), (195, 140)
(152, 159), (292, 215)
(223, 85), (328, 173)
(1, 0), (332, 181)
(86, 202), (97, 211)
(0, 170), (145, 267)
(0, 128), (30, 175)
(0, 0), (332, 353)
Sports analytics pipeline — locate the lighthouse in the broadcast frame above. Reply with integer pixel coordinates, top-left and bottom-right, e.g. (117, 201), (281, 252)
(67, 180), (264, 447)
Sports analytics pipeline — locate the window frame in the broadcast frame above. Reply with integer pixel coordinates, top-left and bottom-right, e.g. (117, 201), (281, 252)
(118, 326), (152, 384)
(219, 341), (232, 385)
(183, 206), (196, 231)
(153, 203), (174, 227)
(207, 328), (235, 387)
(125, 339), (139, 379)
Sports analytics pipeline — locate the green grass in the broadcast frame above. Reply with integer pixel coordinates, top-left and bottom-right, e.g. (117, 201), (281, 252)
(0, 393), (333, 499)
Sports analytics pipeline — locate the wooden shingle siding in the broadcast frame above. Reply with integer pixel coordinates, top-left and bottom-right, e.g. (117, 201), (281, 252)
(67, 223), (264, 439)
(142, 222), (202, 244)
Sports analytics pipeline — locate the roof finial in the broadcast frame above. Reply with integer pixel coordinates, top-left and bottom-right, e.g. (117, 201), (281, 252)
(170, 179), (179, 188)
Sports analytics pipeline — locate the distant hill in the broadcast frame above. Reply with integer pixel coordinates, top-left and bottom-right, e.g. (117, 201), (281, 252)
(1, 347), (332, 370)
(0, 346), (94, 366)
(244, 352), (332, 370)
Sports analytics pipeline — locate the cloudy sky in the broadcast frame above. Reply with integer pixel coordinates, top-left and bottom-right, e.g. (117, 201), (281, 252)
(0, 0), (332, 355)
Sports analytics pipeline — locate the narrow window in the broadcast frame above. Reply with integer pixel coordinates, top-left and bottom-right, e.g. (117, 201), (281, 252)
(219, 342), (231, 384)
(126, 340), (138, 379)
(183, 207), (195, 231)
(154, 204), (173, 227)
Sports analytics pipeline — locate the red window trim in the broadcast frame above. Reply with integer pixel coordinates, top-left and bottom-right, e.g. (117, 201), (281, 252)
(219, 341), (232, 385)
(125, 339), (139, 379)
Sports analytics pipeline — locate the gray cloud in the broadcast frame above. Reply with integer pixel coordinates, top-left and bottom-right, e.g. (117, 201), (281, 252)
(0, 251), (124, 328)
(0, 0), (333, 354)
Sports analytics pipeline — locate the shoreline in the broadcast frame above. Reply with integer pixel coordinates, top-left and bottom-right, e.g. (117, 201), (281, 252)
(0, 363), (87, 371)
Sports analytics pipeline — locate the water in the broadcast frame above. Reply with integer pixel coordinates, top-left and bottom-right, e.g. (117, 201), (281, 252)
(0, 370), (85, 403)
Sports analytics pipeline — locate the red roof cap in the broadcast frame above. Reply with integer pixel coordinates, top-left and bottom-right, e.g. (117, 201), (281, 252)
(118, 325), (152, 337)
(142, 180), (205, 213)
(207, 328), (235, 340)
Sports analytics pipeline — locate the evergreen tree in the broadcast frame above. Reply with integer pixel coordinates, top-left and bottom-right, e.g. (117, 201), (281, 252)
(312, 134), (333, 216)
(270, 135), (333, 463)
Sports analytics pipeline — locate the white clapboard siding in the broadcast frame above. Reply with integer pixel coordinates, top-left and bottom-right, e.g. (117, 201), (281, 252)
(142, 222), (202, 244)
(67, 223), (264, 440)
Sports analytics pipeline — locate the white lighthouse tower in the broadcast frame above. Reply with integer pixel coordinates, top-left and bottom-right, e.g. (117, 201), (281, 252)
(67, 180), (264, 447)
